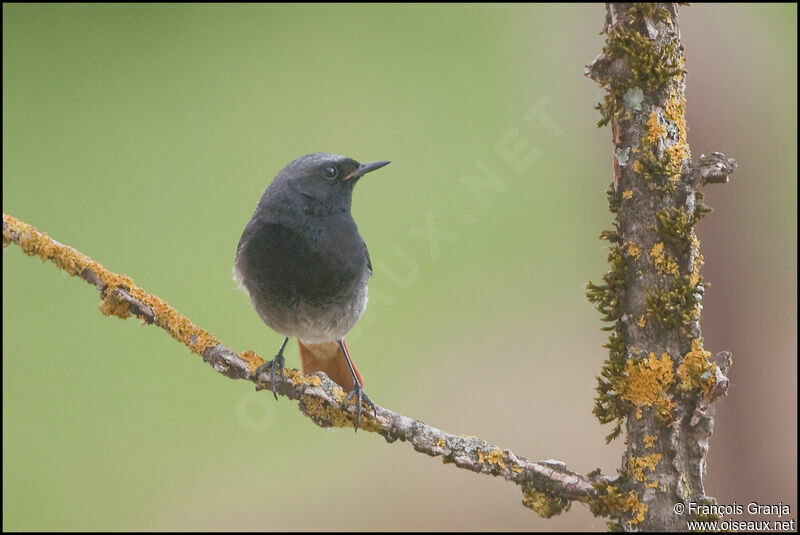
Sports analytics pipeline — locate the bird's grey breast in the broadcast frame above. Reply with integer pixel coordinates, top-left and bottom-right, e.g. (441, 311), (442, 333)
(237, 211), (368, 302)
(235, 211), (371, 341)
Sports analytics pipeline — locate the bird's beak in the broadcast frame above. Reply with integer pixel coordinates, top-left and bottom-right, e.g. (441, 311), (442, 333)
(344, 160), (391, 181)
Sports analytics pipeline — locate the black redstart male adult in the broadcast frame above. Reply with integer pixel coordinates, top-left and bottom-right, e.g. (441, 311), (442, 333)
(234, 152), (390, 430)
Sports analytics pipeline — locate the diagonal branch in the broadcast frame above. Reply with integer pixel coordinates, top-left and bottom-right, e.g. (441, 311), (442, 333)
(3, 212), (604, 517)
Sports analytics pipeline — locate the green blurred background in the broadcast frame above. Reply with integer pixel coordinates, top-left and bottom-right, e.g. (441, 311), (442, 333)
(3, 3), (796, 531)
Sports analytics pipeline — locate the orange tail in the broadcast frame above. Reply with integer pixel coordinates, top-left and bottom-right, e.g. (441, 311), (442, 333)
(298, 339), (363, 392)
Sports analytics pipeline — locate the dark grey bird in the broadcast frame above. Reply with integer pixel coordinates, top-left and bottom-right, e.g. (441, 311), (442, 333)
(234, 153), (390, 430)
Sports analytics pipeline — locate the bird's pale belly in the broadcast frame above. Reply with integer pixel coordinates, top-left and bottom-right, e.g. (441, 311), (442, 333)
(234, 213), (372, 343)
(238, 267), (369, 344)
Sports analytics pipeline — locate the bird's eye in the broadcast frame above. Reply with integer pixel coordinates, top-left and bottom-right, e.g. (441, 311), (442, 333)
(323, 166), (338, 180)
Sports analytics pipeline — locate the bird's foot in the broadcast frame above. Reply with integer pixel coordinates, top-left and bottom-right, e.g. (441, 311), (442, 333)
(255, 351), (285, 400)
(341, 383), (377, 432)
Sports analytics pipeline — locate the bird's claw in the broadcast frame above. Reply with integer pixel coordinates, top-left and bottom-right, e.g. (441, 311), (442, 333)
(255, 351), (285, 400)
(341, 383), (377, 432)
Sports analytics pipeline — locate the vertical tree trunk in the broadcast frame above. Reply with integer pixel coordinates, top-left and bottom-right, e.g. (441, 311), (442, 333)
(585, 3), (736, 530)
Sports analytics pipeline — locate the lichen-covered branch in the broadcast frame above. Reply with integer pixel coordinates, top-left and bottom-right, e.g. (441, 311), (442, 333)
(585, 3), (734, 531)
(3, 212), (601, 518)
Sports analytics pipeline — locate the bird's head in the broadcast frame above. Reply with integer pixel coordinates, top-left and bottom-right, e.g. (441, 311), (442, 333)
(271, 153), (389, 213)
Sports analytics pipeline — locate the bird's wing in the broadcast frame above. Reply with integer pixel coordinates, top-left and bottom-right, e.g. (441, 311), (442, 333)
(362, 238), (373, 278)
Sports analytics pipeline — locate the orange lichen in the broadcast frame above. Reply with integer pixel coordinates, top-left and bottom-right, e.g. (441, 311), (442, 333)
(622, 352), (675, 420)
(677, 339), (716, 394)
(664, 88), (690, 168)
(6, 214), (91, 276)
(3, 213), (220, 357)
(645, 111), (666, 145)
(98, 289), (132, 319)
(239, 350), (266, 374)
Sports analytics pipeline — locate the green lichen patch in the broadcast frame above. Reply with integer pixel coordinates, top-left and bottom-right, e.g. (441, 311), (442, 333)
(587, 240), (628, 442)
(622, 87), (644, 111)
(693, 191), (714, 222)
(521, 484), (571, 518)
(654, 207), (692, 255)
(595, 21), (684, 127)
(627, 3), (672, 25)
(645, 276), (704, 335)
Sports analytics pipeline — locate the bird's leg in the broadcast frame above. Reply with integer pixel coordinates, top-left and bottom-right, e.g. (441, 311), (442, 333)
(255, 336), (289, 400)
(338, 339), (377, 431)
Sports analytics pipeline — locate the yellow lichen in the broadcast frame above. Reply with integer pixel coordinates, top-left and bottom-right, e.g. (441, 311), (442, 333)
(283, 368), (323, 388)
(645, 111), (666, 145)
(99, 289), (132, 319)
(650, 241), (664, 257)
(634, 88), (689, 191)
(630, 453), (662, 482)
(678, 473), (692, 499)
(664, 88), (690, 167)
(628, 242), (641, 260)
(690, 253), (704, 287)
(636, 407), (643, 420)
(477, 449), (506, 471)
(301, 394), (380, 432)
(590, 483), (648, 528)
(436, 437), (446, 448)
(511, 464), (524, 474)
(623, 491), (648, 526)
(239, 350), (264, 375)
(644, 434), (657, 449)
(677, 339), (716, 394)
(636, 315), (646, 328)
(650, 242), (680, 278)
(623, 189), (634, 199)
(622, 352), (675, 420)
(7, 214), (91, 276)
